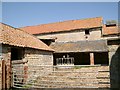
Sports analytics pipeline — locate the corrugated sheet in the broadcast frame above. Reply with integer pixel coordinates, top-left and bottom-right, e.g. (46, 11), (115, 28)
(50, 40), (108, 53)
(0, 23), (54, 51)
(20, 17), (103, 34)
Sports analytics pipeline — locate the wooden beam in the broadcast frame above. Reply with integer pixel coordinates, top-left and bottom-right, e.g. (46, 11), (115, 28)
(90, 53), (94, 65)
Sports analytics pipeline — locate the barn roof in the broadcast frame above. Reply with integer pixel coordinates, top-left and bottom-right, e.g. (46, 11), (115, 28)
(0, 23), (54, 51)
(50, 40), (108, 53)
(20, 17), (103, 34)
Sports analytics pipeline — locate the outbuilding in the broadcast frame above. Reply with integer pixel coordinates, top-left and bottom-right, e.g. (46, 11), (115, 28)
(0, 23), (54, 89)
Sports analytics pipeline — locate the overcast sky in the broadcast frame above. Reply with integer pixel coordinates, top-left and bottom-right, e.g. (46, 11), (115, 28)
(2, 2), (118, 28)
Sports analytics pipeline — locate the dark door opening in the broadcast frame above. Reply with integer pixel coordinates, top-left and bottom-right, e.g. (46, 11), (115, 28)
(11, 48), (25, 60)
(94, 52), (109, 65)
(53, 52), (90, 65)
(74, 53), (90, 65)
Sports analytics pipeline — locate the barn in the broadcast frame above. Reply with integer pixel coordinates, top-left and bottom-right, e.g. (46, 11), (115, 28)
(0, 23), (54, 89)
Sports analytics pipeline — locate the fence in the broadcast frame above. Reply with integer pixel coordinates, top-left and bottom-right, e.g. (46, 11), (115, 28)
(12, 65), (110, 89)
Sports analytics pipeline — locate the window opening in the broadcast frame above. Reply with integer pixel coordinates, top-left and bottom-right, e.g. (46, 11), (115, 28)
(85, 30), (90, 35)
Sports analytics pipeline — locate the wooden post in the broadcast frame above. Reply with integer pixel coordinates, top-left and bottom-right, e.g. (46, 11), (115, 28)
(24, 64), (28, 83)
(90, 53), (94, 65)
(6, 59), (11, 89)
(1, 60), (12, 89)
(0, 60), (2, 90)
(2, 60), (6, 89)
(56, 59), (58, 65)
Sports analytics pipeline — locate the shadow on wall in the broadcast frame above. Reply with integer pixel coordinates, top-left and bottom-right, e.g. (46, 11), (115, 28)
(110, 46), (120, 89)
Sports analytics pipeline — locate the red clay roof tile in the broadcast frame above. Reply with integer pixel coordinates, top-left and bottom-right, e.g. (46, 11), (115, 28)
(20, 17), (103, 34)
(0, 23), (54, 51)
(102, 25), (119, 35)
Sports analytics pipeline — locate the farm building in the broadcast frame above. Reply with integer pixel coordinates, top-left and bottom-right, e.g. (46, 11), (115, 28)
(21, 17), (119, 66)
(0, 17), (119, 89)
(21, 17), (120, 88)
(0, 23), (54, 89)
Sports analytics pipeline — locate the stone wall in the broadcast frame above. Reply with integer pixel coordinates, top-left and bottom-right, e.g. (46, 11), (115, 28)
(37, 28), (101, 42)
(25, 48), (53, 66)
(24, 48), (53, 82)
(108, 45), (120, 88)
(34, 66), (110, 88)
(0, 44), (2, 89)
(2, 45), (11, 61)
(0, 45), (53, 89)
(0, 60), (2, 90)
(1, 45), (53, 66)
(119, 46), (120, 89)
(0, 44), (2, 60)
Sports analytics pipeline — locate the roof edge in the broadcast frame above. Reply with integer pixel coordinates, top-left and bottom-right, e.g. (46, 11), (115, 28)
(20, 16), (103, 28)
(1, 23), (54, 52)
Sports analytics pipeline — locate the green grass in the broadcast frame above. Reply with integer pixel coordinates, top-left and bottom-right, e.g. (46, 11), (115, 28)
(22, 83), (32, 89)
(74, 65), (98, 69)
